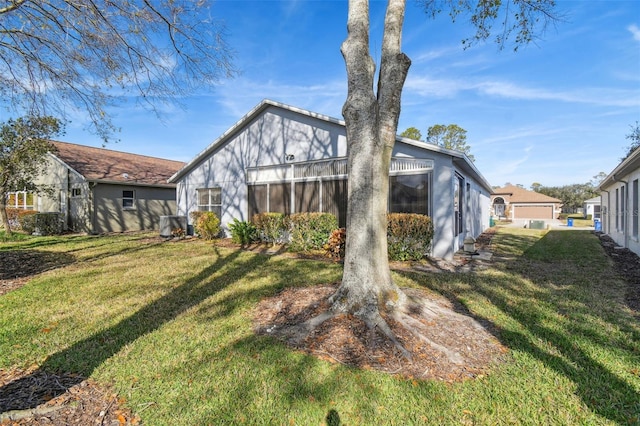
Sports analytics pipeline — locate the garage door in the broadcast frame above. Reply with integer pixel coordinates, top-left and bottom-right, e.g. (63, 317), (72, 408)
(514, 205), (554, 219)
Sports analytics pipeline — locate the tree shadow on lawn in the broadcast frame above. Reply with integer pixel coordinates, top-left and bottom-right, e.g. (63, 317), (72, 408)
(0, 245), (282, 413)
(399, 231), (640, 424)
(0, 250), (75, 281)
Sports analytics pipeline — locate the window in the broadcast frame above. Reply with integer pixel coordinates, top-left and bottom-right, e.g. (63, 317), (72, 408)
(616, 188), (619, 230)
(122, 190), (135, 209)
(197, 187), (222, 219)
(621, 186), (626, 232)
(5, 191), (35, 210)
(389, 173), (429, 215)
(633, 179), (639, 238)
(454, 175), (464, 236)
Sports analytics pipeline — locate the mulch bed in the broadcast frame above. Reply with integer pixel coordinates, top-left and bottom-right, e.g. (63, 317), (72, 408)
(1, 227), (638, 424)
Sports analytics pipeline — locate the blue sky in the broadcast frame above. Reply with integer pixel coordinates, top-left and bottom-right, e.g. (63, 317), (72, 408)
(62, 0), (639, 189)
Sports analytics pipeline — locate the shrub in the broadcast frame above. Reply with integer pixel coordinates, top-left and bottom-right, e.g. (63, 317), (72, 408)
(387, 213), (434, 261)
(228, 218), (257, 246)
(18, 212), (63, 235)
(252, 212), (287, 245)
(190, 211), (220, 240)
(288, 212), (338, 252)
(324, 228), (346, 260)
(15, 210), (39, 233)
(6, 208), (37, 231)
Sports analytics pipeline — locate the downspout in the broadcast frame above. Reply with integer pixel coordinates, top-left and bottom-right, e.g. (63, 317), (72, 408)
(613, 174), (629, 248)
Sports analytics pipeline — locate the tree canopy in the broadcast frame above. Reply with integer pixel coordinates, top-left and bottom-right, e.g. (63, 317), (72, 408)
(0, 0), (234, 141)
(426, 124), (475, 162)
(0, 115), (63, 235)
(400, 126), (423, 141)
(623, 121), (640, 160)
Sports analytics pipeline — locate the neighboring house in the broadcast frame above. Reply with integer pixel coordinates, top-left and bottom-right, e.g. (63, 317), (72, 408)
(491, 184), (562, 223)
(169, 99), (494, 260)
(599, 147), (640, 256)
(11, 141), (184, 234)
(583, 196), (601, 220)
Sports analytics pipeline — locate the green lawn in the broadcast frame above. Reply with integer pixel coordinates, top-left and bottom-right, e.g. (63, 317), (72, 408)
(1, 229), (639, 425)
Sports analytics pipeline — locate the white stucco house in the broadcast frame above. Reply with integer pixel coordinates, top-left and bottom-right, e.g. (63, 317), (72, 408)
(600, 147), (640, 256)
(583, 196), (601, 221)
(169, 100), (493, 260)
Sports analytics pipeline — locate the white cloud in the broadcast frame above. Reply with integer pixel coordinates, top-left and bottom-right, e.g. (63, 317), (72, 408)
(628, 24), (640, 42)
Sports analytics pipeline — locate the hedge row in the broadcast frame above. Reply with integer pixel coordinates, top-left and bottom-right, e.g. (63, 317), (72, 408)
(229, 212), (433, 261)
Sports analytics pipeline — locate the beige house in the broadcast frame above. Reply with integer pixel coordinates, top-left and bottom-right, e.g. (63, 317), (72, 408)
(491, 184), (562, 223)
(23, 141), (184, 233)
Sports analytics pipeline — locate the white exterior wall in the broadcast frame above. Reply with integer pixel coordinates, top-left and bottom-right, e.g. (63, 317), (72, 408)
(601, 167), (640, 257)
(175, 102), (492, 260)
(176, 106), (347, 230)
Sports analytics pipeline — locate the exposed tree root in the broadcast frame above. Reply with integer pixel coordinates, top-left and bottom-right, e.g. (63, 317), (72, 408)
(254, 284), (507, 381)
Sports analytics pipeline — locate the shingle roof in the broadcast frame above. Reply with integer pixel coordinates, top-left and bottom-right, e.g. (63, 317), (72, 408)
(51, 141), (185, 186)
(492, 184), (562, 203)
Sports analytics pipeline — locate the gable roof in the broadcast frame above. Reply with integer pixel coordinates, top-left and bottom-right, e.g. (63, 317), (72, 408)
(50, 141), (185, 187)
(492, 184), (562, 203)
(169, 99), (493, 193)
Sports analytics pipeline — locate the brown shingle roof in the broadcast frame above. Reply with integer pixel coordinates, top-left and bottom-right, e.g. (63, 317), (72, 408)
(51, 141), (185, 186)
(492, 184), (562, 203)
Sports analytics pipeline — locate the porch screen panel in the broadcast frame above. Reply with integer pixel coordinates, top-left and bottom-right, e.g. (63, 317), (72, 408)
(248, 184), (268, 218)
(269, 183), (291, 214)
(295, 181), (320, 213)
(322, 179), (347, 227)
(389, 173), (429, 215)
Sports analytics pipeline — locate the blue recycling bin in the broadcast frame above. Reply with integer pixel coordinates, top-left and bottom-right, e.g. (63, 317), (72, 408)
(567, 218), (574, 227)
(594, 219), (601, 231)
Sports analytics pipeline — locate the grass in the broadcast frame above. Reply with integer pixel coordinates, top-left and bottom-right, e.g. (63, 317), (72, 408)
(1, 228), (639, 424)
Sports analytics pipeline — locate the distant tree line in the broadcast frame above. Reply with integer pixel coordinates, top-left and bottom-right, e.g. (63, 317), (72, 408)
(530, 173), (606, 213)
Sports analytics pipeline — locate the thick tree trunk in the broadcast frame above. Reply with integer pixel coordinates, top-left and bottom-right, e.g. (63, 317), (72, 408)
(0, 200), (12, 236)
(330, 0), (411, 322)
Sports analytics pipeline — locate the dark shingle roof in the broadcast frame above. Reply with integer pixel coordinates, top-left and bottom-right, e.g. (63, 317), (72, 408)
(51, 141), (185, 186)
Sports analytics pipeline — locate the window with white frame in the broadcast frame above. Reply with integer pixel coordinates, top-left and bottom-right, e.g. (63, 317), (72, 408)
(122, 190), (135, 209)
(197, 187), (222, 219)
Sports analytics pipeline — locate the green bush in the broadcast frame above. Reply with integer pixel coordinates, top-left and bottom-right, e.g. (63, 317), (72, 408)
(228, 218), (257, 246)
(288, 212), (338, 252)
(17, 211), (38, 234)
(252, 212), (287, 245)
(17, 212), (63, 235)
(6, 208), (39, 230)
(387, 213), (434, 261)
(190, 211), (220, 240)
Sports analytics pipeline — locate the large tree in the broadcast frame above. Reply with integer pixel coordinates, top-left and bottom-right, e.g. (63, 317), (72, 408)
(427, 123), (475, 162)
(288, 0), (558, 355)
(0, 0), (234, 141)
(0, 116), (63, 236)
(400, 126), (423, 141)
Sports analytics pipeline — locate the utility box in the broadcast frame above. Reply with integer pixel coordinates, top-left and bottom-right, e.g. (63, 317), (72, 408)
(159, 215), (187, 237)
(529, 220), (546, 230)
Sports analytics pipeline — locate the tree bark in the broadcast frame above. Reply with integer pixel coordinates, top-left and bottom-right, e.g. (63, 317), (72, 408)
(330, 0), (411, 322)
(0, 200), (13, 236)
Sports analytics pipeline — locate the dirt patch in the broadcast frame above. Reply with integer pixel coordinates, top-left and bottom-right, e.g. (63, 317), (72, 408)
(254, 284), (508, 382)
(0, 367), (139, 425)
